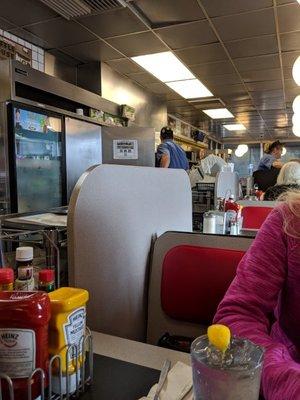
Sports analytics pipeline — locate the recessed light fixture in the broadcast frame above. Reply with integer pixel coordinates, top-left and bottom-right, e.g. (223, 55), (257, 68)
(293, 95), (300, 113)
(166, 79), (213, 99)
(131, 51), (195, 82)
(282, 147), (287, 156)
(292, 56), (300, 86)
(131, 51), (214, 99)
(293, 125), (300, 137)
(202, 108), (234, 119)
(223, 124), (246, 131)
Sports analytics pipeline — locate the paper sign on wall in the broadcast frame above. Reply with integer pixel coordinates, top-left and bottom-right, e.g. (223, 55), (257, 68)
(113, 139), (138, 160)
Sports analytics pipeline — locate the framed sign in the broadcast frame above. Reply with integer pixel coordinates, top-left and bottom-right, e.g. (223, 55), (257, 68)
(113, 139), (138, 160)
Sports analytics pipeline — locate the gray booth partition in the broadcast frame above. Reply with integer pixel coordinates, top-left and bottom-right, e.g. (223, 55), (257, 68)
(67, 164), (193, 341)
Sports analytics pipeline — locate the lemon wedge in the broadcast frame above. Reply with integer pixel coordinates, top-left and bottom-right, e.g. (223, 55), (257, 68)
(207, 324), (231, 353)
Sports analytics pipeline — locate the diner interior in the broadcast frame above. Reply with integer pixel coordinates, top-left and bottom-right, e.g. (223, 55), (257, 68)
(0, 0), (299, 399)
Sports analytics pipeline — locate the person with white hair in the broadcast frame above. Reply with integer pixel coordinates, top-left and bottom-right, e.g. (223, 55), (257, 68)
(264, 161), (300, 200)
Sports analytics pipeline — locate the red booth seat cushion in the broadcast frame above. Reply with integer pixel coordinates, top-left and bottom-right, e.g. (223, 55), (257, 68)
(161, 245), (245, 325)
(242, 206), (273, 230)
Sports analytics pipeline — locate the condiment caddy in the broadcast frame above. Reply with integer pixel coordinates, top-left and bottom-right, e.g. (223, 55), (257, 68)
(0, 288), (92, 400)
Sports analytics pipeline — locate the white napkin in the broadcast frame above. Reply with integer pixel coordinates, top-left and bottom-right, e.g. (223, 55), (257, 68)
(139, 361), (193, 400)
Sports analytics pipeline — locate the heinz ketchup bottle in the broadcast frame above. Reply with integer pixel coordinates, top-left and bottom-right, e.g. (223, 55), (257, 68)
(0, 291), (51, 400)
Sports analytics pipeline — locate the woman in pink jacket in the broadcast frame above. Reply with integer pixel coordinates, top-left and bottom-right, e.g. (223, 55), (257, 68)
(214, 192), (300, 400)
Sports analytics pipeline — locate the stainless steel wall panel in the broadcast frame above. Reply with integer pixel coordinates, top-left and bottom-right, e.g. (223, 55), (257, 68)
(65, 117), (102, 201)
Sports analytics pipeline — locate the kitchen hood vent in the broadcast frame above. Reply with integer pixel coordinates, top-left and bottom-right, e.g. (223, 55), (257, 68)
(84, 0), (125, 12)
(39, 0), (125, 20)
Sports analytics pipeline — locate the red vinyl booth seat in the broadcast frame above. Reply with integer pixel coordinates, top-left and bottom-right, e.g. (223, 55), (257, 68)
(161, 245), (245, 325)
(242, 206), (273, 230)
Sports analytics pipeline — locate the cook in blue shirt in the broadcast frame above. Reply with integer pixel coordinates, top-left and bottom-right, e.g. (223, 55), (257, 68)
(156, 127), (189, 171)
(257, 140), (284, 171)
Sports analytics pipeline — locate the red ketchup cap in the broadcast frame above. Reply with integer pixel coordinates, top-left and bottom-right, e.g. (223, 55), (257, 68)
(0, 268), (14, 284)
(39, 269), (54, 283)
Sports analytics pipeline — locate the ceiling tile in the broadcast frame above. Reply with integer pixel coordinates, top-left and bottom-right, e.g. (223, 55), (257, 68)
(0, 0), (58, 27)
(222, 93), (251, 103)
(0, 17), (17, 31)
(167, 99), (190, 107)
(7, 28), (51, 49)
(46, 49), (81, 66)
(133, 0), (205, 25)
(235, 54), (280, 72)
(201, 73), (241, 86)
(126, 71), (159, 85)
(208, 83), (247, 97)
(280, 32), (300, 52)
(105, 58), (143, 74)
(62, 40), (122, 62)
(201, 0), (272, 17)
(226, 35), (278, 59)
(241, 68), (282, 82)
(277, 3), (300, 33)
(255, 98), (285, 110)
(144, 82), (175, 95)
(176, 43), (227, 65)
(251, 89), (284, 101)
(246, 80), (283, 91)
(25, 19), (97, 48)
(190, 60), (236, 76)
(212, 9), (276, 42)
(155, 20), (217, 49)
(106, 31), (167, 57)
(77, 8), (147, 39)
(165, 92), (183, 100)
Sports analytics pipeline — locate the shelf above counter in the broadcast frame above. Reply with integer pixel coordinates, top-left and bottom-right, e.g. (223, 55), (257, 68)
(174, 134), (208, 150)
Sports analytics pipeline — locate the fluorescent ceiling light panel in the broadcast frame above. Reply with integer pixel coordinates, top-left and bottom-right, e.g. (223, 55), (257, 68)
(131, 51), (195, 82)
(223, 124), (246, 131)
(166, 79), (213, 99)
(203, 108), (234, 119)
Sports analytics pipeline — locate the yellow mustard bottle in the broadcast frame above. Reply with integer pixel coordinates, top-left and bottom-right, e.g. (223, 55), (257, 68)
(48, 287), (89, 394)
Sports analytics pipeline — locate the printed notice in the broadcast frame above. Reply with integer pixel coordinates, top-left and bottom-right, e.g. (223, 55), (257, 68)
(113, 139), (138, 160)
(0, 328), (36, 378)
(63, 307), (86, 360)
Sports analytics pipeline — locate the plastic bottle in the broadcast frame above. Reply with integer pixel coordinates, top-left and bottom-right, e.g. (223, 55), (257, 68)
(224, 195), (240, 213)
(16, 246), (33, 271)
(48, 287), (89, 394)
(0, 268), (14, 291)
(15, 246), (35, 291)
(0, 291), (51, 400)
(38, 269), (55, 292)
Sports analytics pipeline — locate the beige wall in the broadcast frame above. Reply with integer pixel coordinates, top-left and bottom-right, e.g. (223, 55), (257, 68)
(101, 62), (167, 131)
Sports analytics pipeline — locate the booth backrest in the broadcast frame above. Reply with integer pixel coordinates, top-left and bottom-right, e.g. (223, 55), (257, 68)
(68, 164), (192, 341)
(242, 206), (273, 230)
(161, 245), (245, 325)
(147, 232), (254, 345)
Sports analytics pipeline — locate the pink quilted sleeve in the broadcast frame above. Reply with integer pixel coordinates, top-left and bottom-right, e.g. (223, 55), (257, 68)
(214, 207), (300, 400)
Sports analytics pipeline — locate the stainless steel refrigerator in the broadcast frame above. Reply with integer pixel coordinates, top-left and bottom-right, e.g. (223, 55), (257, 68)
(1, 103), (154, 214)
(7, 104), (65, 213)
(4, 104), (102, 213)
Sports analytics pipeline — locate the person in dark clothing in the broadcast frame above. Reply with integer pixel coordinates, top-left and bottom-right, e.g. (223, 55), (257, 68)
(264, 161), (300, 200)
(156, 127), (189, 171)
